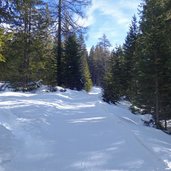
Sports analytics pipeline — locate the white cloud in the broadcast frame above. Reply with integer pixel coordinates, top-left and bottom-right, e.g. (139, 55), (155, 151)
(76, 14), (94, 27)
(74, 0), (141, 27)
(79, 0), (140, 27)
(85, 0), (141, 50)
(86, 0), (140, 27)
(118, 0), (140, 9)
(90, 22), (117, 40)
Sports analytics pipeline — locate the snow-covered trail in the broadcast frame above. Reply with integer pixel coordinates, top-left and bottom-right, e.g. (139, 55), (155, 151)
(0, 87), (171, 171)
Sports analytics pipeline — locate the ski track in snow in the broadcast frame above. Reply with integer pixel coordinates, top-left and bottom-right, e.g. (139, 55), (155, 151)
(0, 87), (171, 171)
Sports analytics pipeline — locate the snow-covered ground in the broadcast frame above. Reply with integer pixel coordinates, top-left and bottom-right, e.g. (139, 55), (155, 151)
(0, 87), (171, 171)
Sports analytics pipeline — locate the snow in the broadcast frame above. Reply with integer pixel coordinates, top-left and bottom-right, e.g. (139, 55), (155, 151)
(0, 87), (171, 171)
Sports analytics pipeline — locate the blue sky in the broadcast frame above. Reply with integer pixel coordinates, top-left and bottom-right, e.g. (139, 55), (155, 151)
(81, 0), (141, 51)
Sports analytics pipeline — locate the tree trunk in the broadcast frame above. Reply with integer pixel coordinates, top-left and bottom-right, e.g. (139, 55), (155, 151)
(22, 3), (31, 86)
(164, 119), (167, 130)
(23, 8), (29, 86)
(57, 0), (62, 86)
(155, 59), (160, 128)
(155, 75), (159, 128)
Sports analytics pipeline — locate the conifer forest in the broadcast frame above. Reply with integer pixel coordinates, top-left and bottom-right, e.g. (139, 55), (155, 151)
(1, 0), (171, 130)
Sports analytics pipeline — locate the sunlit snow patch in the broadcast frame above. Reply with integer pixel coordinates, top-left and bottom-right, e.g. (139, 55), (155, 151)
(69, 117), (106, 124)
(164, 160), (171, 170)
(88, 87), (102, 95)
(0, 92), (35, 97)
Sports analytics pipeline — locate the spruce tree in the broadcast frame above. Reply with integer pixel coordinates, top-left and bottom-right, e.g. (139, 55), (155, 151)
(88, 46), (96, 84)
(81, 55), (93, 92)
(0, 0), (54, 87)
(64, 34), (83, 90)
(102, 46), (125, 103)
(0, 0), (17, 24)
(123, 15), (139, 100)
(54, 0), (91, 86)
(79, 39), (92, 92)
(132, 0), (171, 128)
(88, 35), (111, 86)
(0, 28), (12, 62)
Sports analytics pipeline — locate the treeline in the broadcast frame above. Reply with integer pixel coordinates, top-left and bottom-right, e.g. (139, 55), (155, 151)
(1, 0), (171, 128)
(0, 0), (92, 92)
(100, 0), (171, 129)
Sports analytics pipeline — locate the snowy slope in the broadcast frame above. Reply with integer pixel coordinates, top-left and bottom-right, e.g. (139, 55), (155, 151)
(0, 87), (171, 171)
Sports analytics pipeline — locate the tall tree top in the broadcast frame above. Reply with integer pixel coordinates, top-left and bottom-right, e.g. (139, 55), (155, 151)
(98, 34), (111, 50)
